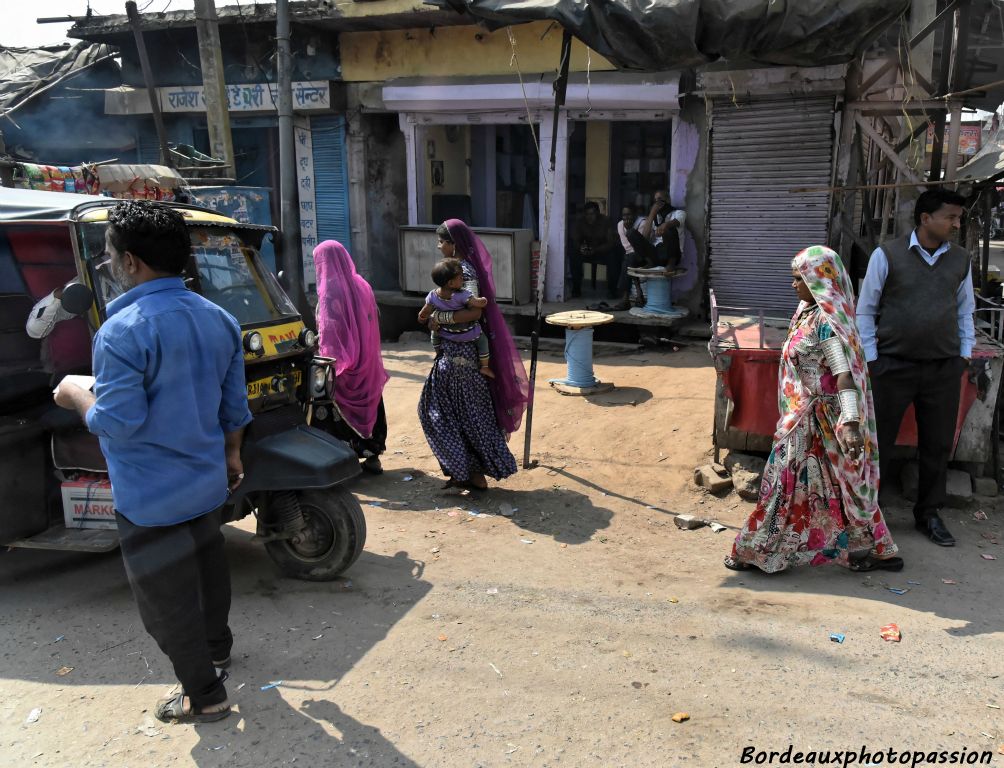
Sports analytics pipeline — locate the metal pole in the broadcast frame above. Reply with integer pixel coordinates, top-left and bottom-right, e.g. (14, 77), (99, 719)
(831, 57), (861, 256)
(522, 30), (572, 470)
(125, 1), (173, 168)
(982, 191), (992, 296)
(194, 0), (235, 179)
(944, 102), (964, 181)
(276, 0), (305, 312)
(928, 9), (956, 181)
(944, 1), (970, 182)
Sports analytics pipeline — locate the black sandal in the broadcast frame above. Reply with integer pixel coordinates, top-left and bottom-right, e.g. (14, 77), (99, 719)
(847, 556), (904, 573)
(361, 456), (383, 475)
(586, 301), (612, 311)
(723, 555), (752, 571)
(155, 693), (231, 724)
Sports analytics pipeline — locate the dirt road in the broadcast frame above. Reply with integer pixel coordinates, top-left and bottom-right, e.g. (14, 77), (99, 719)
(2, 341), (1002, 767)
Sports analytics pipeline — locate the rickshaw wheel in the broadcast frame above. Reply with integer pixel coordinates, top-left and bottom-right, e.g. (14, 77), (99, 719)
(264, 487), (367, 581)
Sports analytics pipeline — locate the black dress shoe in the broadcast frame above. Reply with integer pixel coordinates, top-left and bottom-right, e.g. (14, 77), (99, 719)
(915, 516), (956, 547)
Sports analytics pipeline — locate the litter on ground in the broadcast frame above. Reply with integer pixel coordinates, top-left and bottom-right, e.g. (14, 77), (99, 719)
(879, 623), (901, 642)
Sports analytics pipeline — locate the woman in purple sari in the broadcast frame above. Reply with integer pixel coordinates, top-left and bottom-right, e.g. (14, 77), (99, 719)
(418, 220), (529, 490)
(314, 241), (390, 474)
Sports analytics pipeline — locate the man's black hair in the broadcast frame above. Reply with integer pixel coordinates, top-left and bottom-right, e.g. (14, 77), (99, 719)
(584, 201), (600, 213)
(436, 223), (453, 243)
(432, 258), (463, 288)
(914, 188), (966, 226)
(107, 201), (191, 275)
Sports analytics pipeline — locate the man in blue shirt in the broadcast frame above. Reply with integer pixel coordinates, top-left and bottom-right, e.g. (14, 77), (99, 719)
(54, 201), (252, 723)
(856, 189), (973, 548)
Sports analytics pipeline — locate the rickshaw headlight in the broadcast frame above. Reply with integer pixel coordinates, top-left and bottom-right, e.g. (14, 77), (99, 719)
(243, 331), (264, 355)
(299, 328), (317, 349)
(310, 365), (328, 397)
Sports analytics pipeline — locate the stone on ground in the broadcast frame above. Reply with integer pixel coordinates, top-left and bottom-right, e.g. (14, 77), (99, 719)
(723, 452), (766, 501)
(945, 469), (973, 507)
(694, 464), (733, 494)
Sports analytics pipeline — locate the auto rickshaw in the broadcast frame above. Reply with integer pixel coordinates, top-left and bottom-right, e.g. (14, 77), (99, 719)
(0, 187), (365, 581)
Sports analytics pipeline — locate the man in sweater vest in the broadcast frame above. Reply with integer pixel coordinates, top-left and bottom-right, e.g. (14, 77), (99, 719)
(856, 189), (974, 547)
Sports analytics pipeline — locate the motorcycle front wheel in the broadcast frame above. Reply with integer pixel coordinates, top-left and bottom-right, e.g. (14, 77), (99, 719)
(263, 487), (366, 581)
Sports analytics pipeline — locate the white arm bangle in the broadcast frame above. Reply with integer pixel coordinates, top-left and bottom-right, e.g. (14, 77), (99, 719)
(434, 310), (455, 324)
(821, 336), (851, 375)
(838, 389), (859, 422)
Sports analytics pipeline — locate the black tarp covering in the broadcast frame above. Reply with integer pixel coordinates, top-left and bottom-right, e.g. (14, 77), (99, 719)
(427, 0), (910, 71)
(0, 42), (118, 115)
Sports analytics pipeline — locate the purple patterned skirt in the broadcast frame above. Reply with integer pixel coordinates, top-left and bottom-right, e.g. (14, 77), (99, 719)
(418, 339), (517, 482)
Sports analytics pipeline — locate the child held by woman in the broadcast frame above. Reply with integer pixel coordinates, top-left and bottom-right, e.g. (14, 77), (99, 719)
(418, 258), (494, 378)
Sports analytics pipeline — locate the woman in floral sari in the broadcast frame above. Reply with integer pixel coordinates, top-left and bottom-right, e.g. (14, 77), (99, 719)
(725, 245), (902, 574)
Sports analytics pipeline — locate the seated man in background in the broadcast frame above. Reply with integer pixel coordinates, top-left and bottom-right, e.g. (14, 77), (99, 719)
(639, 190), (685, 270)
(568, 201), (616, 299)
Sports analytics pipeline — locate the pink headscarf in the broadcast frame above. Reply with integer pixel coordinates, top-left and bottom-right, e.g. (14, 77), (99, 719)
(445, 219), (529, 435)
(314, 241), (389, 438)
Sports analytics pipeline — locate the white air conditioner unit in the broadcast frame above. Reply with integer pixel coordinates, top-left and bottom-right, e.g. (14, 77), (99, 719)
(398, 225), (533, 305)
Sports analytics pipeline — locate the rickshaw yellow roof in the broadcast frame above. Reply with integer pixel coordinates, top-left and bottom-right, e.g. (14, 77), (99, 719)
(76, 207), (237, 225)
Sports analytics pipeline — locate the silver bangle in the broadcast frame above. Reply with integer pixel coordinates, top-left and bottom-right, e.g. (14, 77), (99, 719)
(821, 336), (851, 375)
(838, 389), (859, 422)
(434, 310), (455, 324)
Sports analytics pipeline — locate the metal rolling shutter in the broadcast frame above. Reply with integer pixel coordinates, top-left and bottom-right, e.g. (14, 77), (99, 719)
(709, 97), (834, 317)
(310, 115), (351, 252)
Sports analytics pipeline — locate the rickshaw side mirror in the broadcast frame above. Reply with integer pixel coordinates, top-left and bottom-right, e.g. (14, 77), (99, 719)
(61, 282), (95, 316)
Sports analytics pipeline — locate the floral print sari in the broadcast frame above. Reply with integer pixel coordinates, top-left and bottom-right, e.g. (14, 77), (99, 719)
(730, 246), (898, 573)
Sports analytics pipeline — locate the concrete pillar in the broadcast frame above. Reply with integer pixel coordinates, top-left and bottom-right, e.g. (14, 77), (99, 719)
(400, 113), (419, 225)
(538, 110), (568, 302)
(669, 114), (700, 294)
(346, 87), (371, 278)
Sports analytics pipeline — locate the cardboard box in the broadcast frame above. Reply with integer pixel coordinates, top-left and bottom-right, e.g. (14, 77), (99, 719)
(61, 478), (117, 530)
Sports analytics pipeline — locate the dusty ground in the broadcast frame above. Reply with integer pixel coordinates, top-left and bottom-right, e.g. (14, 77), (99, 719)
(2, 340), (1003, 768)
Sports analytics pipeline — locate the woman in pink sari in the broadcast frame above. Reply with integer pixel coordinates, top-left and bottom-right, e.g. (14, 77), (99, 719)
(313, 240), (389, 474)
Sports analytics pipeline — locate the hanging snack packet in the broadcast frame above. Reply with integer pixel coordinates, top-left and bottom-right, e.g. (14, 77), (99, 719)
(61, 167), (75, 193)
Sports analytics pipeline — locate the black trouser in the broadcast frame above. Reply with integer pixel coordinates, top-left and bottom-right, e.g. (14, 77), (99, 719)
(331, 397), (388, 458)
(616, 249), (645, 296)
(870, 355), (965, 522)
(116, 507), (232, 709)
(569, 249), (618, 296)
